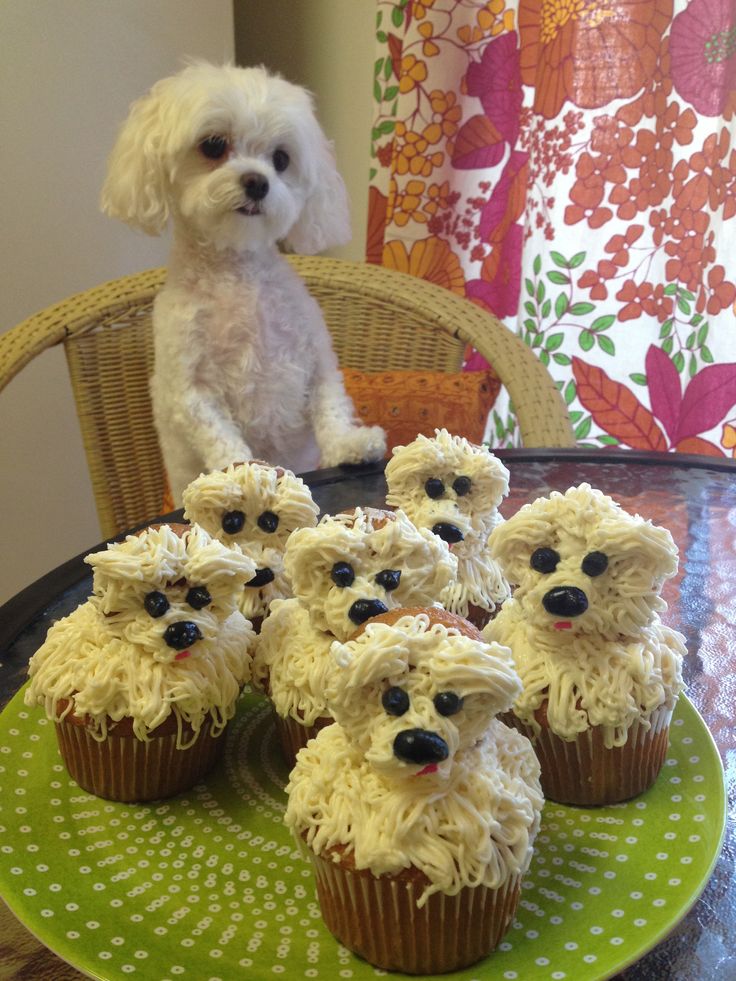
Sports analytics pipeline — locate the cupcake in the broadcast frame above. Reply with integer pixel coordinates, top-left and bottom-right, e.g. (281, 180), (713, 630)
(385, 428), (511, 629)
(251, 507), (457, 766)
(24, 523), (256, 801)
(182, 460), (319, 631)
(485, 483), (686, 805)
(285, 607), (543, 975)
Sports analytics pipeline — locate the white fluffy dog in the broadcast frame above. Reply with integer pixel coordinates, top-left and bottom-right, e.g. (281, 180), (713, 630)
(101, 61), (386, 503)
(182, 460), (319, 624)
(385, 429), (511, 624)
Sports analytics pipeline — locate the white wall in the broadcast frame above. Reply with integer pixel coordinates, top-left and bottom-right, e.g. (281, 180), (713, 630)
(0, 1), (235, 604)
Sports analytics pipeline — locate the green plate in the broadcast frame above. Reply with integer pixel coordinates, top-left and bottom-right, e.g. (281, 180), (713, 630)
(0, 689), (725, 981)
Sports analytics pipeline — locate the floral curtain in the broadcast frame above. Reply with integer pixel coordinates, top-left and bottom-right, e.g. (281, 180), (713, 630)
(367, 0), (736, 455)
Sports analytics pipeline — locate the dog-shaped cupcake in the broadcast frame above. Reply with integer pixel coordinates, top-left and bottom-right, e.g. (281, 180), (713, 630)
(385, 428), (511, 627)
(484, 483), (686, 803)
(284, 608), (543, 973)
(182, 460), (319, 626)
(101, 61), (385, 503)
(252, 508), (457, 763)
(25, 523), (257, 743)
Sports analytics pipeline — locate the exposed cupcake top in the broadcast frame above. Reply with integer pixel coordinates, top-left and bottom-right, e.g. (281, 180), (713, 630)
(485, 483), (686, 744)
(24, 523), (256, 745)
(384, 428), (511, 616)
(285, 609), (542, 906)
(182, 461), (319, 619)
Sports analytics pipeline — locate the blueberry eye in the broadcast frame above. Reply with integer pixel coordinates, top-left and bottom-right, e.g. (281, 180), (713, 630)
(331, 561), (355, 588)
(434, 691), (464, 716)
(257, 510), (279, 533)
(452, 476), (471, 497)
(425, 477), (445, 499)
(222, 510), (245, 535)
(272, 148), (290, 172)
(531, 547), (560, 574)
(186, 586), (211, 610)
(582, 551), (609, 577)
(199, 135), (229, 160)
(382, 686), (410, 716)
(144, 590), (169, 618)
(375, 569), (401, 591)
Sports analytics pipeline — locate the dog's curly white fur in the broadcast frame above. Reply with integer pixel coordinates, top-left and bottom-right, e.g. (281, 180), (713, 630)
(101, 62), (385, 502)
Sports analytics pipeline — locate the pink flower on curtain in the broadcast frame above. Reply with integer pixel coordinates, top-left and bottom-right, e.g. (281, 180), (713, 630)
(518, 0), (672, 120)
(466, 223), (523, 318)
(465, 31), (523, 145)
(669, 0), (736, 116)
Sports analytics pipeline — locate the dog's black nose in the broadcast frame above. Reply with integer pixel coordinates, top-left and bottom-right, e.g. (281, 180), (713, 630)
(242, 173), (269, 201)
(246, 567), (275, 588)
(542, 586), (589, 618)
(348, 598), (389, 625)
(432, 522), (464, 544)
(164, 621), (203, 650)
(393, 729), (449, 765)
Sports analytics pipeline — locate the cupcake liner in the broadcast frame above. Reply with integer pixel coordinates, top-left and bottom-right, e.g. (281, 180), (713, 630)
(501, 705), (673, 806)
(55, 715), (223, 802)
(465, 602), (496, 631)
(275, 714), (332, 770)
(310, 851), (522, 975)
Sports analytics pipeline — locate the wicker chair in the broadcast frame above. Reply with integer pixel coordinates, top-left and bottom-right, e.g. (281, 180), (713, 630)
(0, 256), (575, 539)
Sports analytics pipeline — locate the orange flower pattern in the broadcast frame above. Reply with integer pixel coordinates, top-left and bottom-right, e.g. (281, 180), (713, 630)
(368, 0), (736, 453)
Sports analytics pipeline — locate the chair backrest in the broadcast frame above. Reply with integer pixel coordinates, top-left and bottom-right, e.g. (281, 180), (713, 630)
(0, 256), (574, 538)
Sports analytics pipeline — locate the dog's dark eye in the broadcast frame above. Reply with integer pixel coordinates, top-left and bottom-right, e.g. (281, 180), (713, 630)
(144, 590), (169, 619)
(531, 547), (560, 574)
(425, 477), (445, 499)
(375, 569), (401, 591)
(582, 551), (609, 577)
(452, 476), (471, 497)
(331, 561), (355, 588)
(186, 586), (211, 610)
(272, 148), (290, 172)
(434, 691), (464, 716)
(199, 135), (229, 160)
(222, 510), (245, 535)
(257, 510), (279, 533)
(382, 686), (410, 716)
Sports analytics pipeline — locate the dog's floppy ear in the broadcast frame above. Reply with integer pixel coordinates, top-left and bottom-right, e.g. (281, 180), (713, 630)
(488, 515), (543, 588)
(596, 516), (678, 585)
(100, 78), (173, 236)
(284, 113), (351, 255)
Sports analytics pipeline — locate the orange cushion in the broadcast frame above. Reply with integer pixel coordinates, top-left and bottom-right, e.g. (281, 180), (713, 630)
(342, 368), (501, 454)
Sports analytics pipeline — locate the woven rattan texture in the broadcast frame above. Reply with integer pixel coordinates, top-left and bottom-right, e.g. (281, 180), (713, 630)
(0, 257), (574, 537)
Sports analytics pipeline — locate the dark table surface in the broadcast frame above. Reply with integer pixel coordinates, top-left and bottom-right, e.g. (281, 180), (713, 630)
(1, 448), (734, 980)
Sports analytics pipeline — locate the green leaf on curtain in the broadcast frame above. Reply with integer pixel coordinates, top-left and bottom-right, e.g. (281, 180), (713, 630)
(697, 323), (709, 344)
(391, 5), (404, 27)
(369, 167), (377, 181)
(551, 251), (568, 268)
(384, 85), (399, 101)
(662, 336), (674, 355)
(536, 281), (546, 301)
(525, 278), (535, 297)
(374, 57), (384, 77)
(542, 299), (551, 318)
(553, 353), (571, 365)
(569, 410), (582, 423)
(523, 318), (536, 332)
(677, 296), (692, 316)
(663, 284), (678, 296)
(524, 301), (535, 316)
(685, 331), (696, 349)
(688, 354), (698, 378)
(579, 330), (594, 351)
(545, 333), (564, 352)
(659, 319), (673, 338)
(701, 345), (714, 363)
(377, 120), (395, 135)
(598, 435), (620, 445)
(598, 335), (616, 355)
(672, 351), (685, 372)
(547, 271), (570, 285)
(575, 417), (592, 439)
(555, 293), (568, 318)
(374, 80), (382, 102)
(533, 255), (541, 276)
(564, 380), (576, 404)
(569, 302), (595, 316)
(377, 30), (388, 43)
(539, 350), (550, 366)
(590, 314), (615, 332)
(569, 252), (586, 268)
(384, 58), (393, 79)
(630, 372), (647, 386)
(376, 10), (382, 27)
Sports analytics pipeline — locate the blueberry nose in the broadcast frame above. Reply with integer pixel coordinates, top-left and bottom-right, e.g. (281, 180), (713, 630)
(242, 173), (269, 201)
(432, 522), (464, 544)
(348, 598), (389, 625)
(542, 586), (589, 618)
(247, 567), (275, 588)
(393, 729), (449, 765)
(164, 621), (203, 650)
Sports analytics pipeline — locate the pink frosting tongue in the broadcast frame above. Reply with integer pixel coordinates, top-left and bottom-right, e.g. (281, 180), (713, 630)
(175, 650), (191, 660)
(554, 621), (572, 631)
(416, 763), (438, 776)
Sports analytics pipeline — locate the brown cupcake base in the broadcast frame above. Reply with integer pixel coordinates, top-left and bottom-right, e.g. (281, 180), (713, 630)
(500, 705), (672, 806)
(311, 851), (521, 975)
(275, 713), (332, 770)
(55, 714), (223, 802)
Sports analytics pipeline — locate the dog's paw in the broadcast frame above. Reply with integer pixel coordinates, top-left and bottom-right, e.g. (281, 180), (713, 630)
(321, 425), (387, 467)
